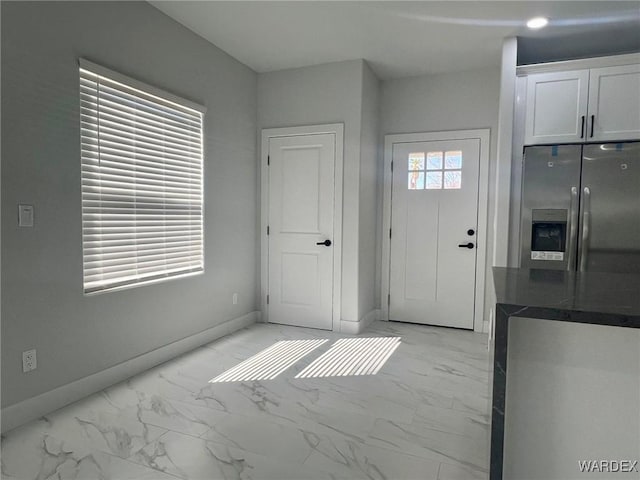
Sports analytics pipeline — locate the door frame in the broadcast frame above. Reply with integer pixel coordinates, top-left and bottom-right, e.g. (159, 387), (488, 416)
(381, 129), (490, 332)
(260, 124), (344, 330)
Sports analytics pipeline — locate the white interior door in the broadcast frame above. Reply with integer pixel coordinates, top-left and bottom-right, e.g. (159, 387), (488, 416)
(389, 138), (480, 329)
(268, 134), (335, 330)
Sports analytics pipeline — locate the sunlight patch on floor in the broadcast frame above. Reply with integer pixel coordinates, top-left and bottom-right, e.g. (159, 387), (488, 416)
(209, 339), (328, 383)
(295, 337), (401, 379)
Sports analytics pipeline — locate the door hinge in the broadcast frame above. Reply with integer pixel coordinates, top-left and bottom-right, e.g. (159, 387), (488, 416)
(391, 160), (394, 172)
(266, 294), (270, 305)
(267, 225), (270, 235)
(267, 155), (270, 166)
(387, 294), (391, 305)
(389, 228), (392, 239)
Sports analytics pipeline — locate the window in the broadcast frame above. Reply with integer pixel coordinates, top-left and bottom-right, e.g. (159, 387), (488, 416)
(80, 59), (205, 294)
(407, 150), (462, 190)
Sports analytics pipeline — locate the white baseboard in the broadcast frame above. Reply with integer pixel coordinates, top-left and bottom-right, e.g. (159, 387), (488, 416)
(1, 311), (259, 434)
(340, 309), (381, 334)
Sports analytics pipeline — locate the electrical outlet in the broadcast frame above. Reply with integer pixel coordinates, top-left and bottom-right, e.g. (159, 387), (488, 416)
(232, 293), (238, 305)
(23, 349), (37, 373)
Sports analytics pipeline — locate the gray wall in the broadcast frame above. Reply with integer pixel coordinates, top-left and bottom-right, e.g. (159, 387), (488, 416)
(1, 1), (257, 408)
(257, 60), (365, 323)
(358, 62), (381, 317)
(517, 27), (640, 66)
(380, 66), (501, 325)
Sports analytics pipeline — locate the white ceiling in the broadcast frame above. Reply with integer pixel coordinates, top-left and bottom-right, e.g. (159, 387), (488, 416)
(150, 1), (640, 79)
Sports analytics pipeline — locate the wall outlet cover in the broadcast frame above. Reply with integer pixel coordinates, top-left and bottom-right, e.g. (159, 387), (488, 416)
(22, 349), (37, 373)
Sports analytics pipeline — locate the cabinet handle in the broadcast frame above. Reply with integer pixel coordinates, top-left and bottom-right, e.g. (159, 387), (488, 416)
(590, 114), (595, 138)
(580, 116), (585, 138)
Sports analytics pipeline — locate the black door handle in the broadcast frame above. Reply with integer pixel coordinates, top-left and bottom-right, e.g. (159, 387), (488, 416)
(316, 239), (332, 247)
(458, 242), (474, 249)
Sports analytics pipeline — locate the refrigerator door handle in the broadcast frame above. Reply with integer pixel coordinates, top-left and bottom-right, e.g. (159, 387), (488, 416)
(579, 187), (591, 272)
(568, 186), (579, 271)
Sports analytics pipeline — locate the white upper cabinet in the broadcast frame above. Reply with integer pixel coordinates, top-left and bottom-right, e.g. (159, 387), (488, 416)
(524, 70), (589, 145)
(587, 64), (640, 142)
(524, 63), (640, 145)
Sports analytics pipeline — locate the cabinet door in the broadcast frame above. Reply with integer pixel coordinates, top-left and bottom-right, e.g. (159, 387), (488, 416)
(588, 64), (640, 142)
(524, 70), (589, 145)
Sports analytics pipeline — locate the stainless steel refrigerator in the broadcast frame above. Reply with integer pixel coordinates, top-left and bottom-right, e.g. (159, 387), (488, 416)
(520, 141), (640, 273)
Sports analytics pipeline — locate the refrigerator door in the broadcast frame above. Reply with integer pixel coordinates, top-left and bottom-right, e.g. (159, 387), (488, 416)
(580, 142), (640, 273)
(521, 145), (582, 270)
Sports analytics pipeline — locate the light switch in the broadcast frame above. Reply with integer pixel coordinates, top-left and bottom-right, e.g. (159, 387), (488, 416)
(18, 204), (34, 227)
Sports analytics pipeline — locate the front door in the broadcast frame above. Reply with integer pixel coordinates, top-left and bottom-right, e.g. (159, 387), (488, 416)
(268, 134), (335, 330)
(389, 138), (480, 329)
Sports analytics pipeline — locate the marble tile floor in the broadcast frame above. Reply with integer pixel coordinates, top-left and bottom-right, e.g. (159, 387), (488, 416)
(1, 320), (491, 480)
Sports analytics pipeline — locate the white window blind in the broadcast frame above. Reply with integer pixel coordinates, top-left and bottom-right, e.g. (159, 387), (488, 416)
(80, 59), (205, 294)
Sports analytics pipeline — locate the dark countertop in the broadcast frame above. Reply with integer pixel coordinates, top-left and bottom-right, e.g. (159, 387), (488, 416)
(489, 267), (640, 480)
(493, 267), (640, 322)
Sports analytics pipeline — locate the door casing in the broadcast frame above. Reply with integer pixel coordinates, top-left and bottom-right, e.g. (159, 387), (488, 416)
(261, 124), (344, 331)
(381, 129), (490, 332)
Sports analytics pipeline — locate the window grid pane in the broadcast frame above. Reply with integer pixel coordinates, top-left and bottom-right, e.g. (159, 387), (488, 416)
(408, 171), (425, 190)
(445, 151), (462, 169)
(426, 171), (443, 189)
(408, 152), (425, 171)
(426, 152), (443, 170)
(80, 65), (204, 294)
(444, 170), (462, 189)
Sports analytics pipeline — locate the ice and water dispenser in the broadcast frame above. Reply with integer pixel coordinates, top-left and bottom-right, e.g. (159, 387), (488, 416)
(529, 209), (567, 263)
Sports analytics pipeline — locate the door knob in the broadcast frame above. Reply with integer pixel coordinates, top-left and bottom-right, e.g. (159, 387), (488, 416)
(316, 239), (332, 247)
(458, 242), (474, 249)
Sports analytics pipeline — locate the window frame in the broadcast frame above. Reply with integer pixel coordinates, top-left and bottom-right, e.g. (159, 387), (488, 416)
(407, 150), (463, 190)
(79, 59), (206, 295)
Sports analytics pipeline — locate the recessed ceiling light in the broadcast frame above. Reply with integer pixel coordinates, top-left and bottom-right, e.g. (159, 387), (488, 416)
(527, 17), (549, 29)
